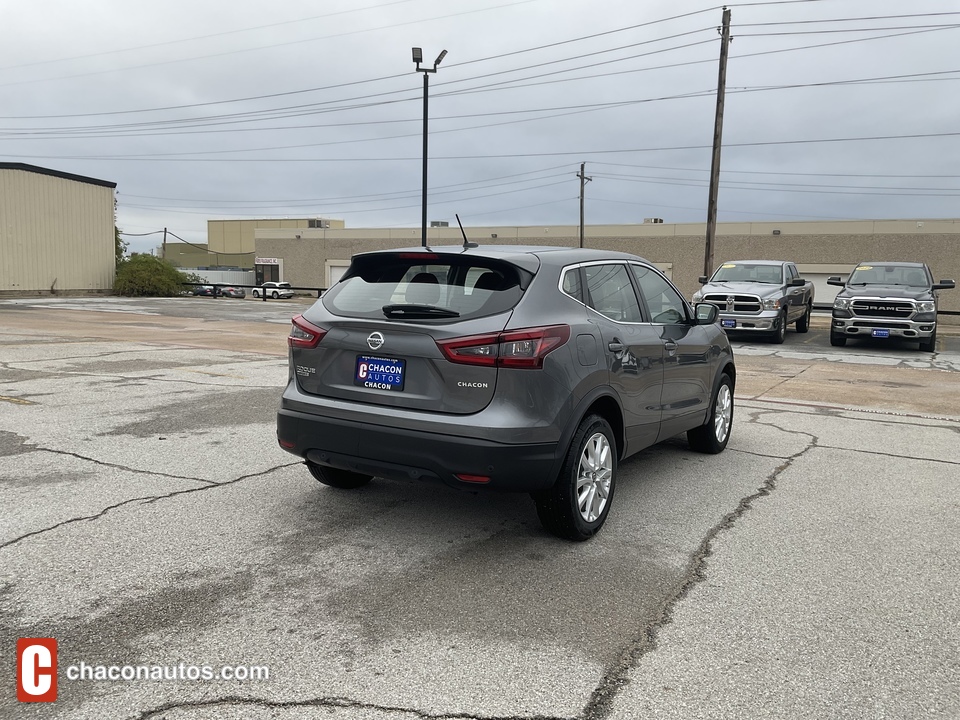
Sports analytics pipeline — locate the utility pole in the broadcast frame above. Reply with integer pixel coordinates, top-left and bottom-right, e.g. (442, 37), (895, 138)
(703, 7), (731, 279)
(578, 162), (592, 248)
(162, 227), (167, 259)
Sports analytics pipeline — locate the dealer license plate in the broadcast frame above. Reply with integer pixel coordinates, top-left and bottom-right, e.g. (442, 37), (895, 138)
(355, 355), (406, 391)
(721, 319), (737, 329)
(871, 329), (890, 338)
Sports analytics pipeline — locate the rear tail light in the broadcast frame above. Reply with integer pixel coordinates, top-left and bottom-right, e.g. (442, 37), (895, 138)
(288, 315), (326, 349)
(437, 325), (570, 369)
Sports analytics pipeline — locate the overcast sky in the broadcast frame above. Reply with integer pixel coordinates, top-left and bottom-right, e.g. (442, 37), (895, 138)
(3, 0), (960, 255)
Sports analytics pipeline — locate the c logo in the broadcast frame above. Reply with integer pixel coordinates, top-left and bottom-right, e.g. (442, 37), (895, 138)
(17, 638), (57, 702)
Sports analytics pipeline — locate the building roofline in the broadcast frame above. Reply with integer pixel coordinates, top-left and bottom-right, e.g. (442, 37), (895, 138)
(0, 162), (117, 189)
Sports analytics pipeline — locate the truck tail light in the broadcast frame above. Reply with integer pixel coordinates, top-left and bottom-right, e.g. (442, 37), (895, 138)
(437, 325), (570, 369)
(288, 315), (326, 349)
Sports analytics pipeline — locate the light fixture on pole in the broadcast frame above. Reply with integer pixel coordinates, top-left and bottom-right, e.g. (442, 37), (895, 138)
(412, 47), (447, 248)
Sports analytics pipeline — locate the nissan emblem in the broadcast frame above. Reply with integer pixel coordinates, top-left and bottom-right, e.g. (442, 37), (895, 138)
(367, 332), (385, 350)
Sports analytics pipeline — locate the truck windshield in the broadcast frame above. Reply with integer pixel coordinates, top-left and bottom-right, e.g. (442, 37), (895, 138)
(848, 265), (928, 286)
(711, 263), (782, 284)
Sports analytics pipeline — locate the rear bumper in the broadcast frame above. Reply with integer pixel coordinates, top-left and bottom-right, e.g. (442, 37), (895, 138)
(277, 407), (562, 492)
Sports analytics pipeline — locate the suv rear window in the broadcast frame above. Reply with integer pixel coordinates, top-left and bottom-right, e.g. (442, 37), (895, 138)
(322, 253), (530, 321)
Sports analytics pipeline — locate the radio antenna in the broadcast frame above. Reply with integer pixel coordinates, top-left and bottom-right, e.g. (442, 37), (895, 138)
(456, 214), (478, 249)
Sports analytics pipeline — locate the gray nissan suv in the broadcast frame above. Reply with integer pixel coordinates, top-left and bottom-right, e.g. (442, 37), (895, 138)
(277, 245), (736, 540)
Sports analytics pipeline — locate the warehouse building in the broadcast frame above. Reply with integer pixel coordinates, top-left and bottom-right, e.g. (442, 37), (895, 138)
(0, 163), (117, 295)
(249, 218), (960, 323)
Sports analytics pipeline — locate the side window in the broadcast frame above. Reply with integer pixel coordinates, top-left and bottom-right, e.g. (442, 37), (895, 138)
(631, 265), (688, 324)
(583, 264), (643, 323)
(787, 264), (798, 281)
(561, 268), (583, 303)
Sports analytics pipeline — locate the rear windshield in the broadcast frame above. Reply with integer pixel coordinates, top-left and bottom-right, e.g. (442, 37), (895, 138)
(848, 265), (929, 287)
(322, 253), (531, 321)
(711, 263), (783, 284)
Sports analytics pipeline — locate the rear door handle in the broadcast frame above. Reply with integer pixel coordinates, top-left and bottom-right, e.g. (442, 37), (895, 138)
(608, 341), (625, 352)
(664, 340), (678, 353)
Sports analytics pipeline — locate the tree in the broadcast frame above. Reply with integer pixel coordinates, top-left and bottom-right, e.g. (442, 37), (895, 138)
(115, 226), (128, 266)
(114, 255), (189, 297)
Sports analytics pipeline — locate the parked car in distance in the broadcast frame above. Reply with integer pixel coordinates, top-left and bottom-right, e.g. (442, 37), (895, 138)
(828, 262), (955, 352)
(191, 285), (215, 296)
(692, 260), (814, 343)
(276, 245), (736, 541)
(252, 281), (294, 299)
(218, 285), (246, 298)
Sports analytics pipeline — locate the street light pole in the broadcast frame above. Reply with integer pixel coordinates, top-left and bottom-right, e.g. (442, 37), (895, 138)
(413, 47), (447, 248)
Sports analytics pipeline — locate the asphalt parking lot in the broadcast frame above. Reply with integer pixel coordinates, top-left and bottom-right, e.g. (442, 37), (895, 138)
(1, 297), (958, 719)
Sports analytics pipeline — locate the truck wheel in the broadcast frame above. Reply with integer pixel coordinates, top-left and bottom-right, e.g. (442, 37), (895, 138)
(830, 331), (846, 347)
(771, 310), (787, 344)
(796, 303), (812, 333)
(688, 373), (733, 454)
(533, 414), (616, 542)
(306, 462), (372, 489)
(919, 328), (937, 353)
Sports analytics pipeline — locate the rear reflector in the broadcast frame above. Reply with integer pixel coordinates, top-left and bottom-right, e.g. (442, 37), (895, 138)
(278, 438), (296, 449)
(437, 325), (570, 369)
(455, 473), (491, 484)
(289, 315), (326, 349)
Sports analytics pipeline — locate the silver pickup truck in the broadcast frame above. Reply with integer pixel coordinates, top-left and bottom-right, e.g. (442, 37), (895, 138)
(693, 260), (815, 344)
(828, 261), (955, 352)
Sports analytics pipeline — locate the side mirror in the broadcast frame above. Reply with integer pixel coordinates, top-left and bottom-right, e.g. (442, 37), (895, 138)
(933, 279), (956, 290)
(694, 302), (719, 325)
(698, 275), (708, 285)
(788, 277), (805, 287)
(827, 276), (845, 287)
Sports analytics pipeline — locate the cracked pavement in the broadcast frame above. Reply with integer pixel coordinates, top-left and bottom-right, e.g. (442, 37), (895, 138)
(1, 299), (958, 719)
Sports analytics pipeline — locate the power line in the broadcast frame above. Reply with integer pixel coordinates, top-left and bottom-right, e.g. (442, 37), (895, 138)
(591, 161), (960, 180)
(0, 0), (539, 90)
(0, 0), (424, 72)
(120, 164), (574, 204)
(0, 6), (718, 120)
(15, 129), (960, 164)
(0, 30), (718, 134)
(5, 22), (954, 139)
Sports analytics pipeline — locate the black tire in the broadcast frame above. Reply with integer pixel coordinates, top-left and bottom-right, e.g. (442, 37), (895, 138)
(771, 310), (787, 344)
(796, 303), (811, 333)
(252, 290), (260, 298)
(687, 373), (733, 454)
(306, 462), (372, 489)
(533, 415), (617, 542)
(271, 290), (280, 299)
(919, 328), (937, 353)
(830, 331), (847, 347)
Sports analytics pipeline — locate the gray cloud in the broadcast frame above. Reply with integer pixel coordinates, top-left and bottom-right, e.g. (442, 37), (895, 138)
(3, 0), (959, 255)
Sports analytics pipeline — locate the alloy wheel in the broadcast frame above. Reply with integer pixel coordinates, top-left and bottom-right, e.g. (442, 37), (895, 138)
(714, 383), (732, 443)
(577, 432), (613, 522)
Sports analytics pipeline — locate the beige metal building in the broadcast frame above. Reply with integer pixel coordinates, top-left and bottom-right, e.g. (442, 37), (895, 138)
(206, 218), (345, 272)
(0, 163), (117, 294)
(252, 218), (960, 324)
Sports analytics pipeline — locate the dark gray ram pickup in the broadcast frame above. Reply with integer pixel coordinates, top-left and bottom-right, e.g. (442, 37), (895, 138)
(828, 261), (955, 352)
(693, 260), (814, 344)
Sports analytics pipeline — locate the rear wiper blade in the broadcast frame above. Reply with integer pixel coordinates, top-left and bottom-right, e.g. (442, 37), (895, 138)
(382, 304), (460, 318)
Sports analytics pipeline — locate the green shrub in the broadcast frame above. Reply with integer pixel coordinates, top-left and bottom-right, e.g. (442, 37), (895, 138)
(114, 255), (190, 297)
